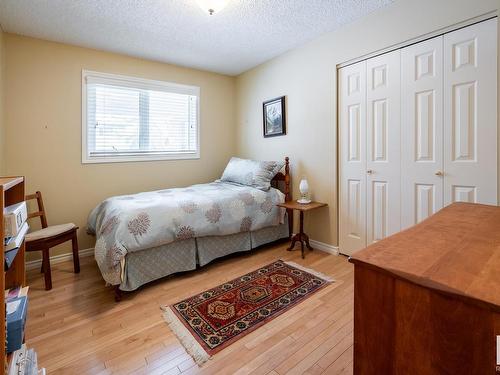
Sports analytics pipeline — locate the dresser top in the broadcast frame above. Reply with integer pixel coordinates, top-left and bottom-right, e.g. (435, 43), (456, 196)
(349, 202), (500, 311)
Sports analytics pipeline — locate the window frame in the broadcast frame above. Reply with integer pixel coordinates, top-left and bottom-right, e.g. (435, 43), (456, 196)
(81, 70), (201, 164)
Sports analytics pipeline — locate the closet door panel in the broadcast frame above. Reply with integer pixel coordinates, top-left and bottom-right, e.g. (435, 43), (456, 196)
(401, 36), (444, 229)
(339, 61), (367, 255)
(444, 18), (497, 205)
(366, 50), (401, 245)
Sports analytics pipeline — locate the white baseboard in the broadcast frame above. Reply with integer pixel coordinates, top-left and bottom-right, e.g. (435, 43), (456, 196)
(25, 248), (95, 271)
(309, 239), (340, 256)
(290, 234), (339, 256)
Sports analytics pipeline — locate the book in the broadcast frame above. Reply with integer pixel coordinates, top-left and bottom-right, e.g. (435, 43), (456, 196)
(18, 286), (29, 298)
(3, 201), (27, 238)
(6, 341), (41, 375)
(25, 348), (38, 375)
(5, 286), (29, 302)
(5, 286), (21, 301)
(4, 235), (13, 246)
(6, 299), (21, 315)
(7, 344), (26, 375)
(6, 296), (28, 353)
(4, 247), (19, 271)
(5, 222), (29, 252)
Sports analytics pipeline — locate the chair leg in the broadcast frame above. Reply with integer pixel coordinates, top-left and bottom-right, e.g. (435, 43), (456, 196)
(72, 233), (80, 274)
(42, 249), (52, 291)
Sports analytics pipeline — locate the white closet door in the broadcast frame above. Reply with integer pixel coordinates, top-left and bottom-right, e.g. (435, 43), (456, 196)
(366, 50), (401, 245)
(339, 61), (367, 255)
(444, 18), (497, 205)
(401, 36), (444, 229)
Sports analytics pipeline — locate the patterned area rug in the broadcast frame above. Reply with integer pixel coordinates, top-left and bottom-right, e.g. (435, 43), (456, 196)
(161, 260), (333, 365)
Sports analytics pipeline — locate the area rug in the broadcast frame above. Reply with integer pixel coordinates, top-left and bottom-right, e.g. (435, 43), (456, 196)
(161, 260), (333, 365)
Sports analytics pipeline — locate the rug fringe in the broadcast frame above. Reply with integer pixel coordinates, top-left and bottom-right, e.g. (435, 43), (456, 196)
(283, 260), (335, 282)
(161, 306), (210, 365)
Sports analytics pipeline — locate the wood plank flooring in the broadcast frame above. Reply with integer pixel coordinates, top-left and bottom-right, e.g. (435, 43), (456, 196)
(25, 243), (354, 374)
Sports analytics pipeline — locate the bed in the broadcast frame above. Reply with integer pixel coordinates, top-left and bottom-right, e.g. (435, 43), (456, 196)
(87, 157), (292, 300)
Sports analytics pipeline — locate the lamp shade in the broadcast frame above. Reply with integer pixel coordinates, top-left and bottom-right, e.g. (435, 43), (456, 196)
(298, 178), (311, 204)
(196, 0), (229, 15)
(299, 179), (309, 196)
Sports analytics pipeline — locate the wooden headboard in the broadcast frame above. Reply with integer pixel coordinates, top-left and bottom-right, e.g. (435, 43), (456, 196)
(270, 157), (291, 202)
(271, 157), (293, 238)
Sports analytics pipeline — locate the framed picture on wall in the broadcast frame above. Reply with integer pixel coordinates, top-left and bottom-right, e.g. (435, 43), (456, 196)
(263, 96), (286, 137)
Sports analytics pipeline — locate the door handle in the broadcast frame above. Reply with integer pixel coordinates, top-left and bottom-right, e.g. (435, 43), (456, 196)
(366, 170), (373, 174)
(435, 170), (443, 176)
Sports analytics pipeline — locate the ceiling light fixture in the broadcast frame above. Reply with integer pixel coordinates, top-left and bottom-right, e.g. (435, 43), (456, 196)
(196, 0), (229, 15)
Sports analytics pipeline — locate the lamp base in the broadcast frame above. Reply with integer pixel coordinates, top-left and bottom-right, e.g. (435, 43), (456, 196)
(297, 198), (312, 204)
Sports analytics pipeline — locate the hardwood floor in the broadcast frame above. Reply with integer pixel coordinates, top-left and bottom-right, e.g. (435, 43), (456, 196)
(25, 243), (354, 374)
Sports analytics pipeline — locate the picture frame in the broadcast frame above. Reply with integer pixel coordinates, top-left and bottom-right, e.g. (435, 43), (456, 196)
(263, 96), (286, 137)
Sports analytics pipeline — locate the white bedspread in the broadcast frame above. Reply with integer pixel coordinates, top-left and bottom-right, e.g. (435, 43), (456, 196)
(88, 181), (285, 285)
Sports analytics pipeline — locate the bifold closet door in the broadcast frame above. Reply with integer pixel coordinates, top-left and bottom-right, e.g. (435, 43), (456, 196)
(401, 36), (444, 229)
(339, 61), (367, 255)
(339, 18), (497, 255)
(443, 18), (497, 205)
(365, 50), (401, 245)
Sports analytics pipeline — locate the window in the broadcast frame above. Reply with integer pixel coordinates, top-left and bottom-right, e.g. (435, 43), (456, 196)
(82, 70), (200, 163)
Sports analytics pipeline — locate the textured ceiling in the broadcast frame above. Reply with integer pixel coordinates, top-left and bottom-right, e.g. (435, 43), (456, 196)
(0, 0), (394, 75)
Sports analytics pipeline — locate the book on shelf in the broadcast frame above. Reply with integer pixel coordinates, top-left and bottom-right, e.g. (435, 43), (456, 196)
(24, 348), (37, 375)
(4, 222), (29, 252)
(5, 286), (29, 300)
(3, 201), (27, 238)
(6, 295), (28, 353)
(6, 298), (23, 316)
(7, 344), (26, 375)
(4, 247), (19, 271)
(5, 286), (20, 301)
(6, 344), (42, 375)
(5, 286), (29, 302)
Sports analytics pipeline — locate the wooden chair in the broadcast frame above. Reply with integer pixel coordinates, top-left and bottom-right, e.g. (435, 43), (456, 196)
(25, 191), (80, 290)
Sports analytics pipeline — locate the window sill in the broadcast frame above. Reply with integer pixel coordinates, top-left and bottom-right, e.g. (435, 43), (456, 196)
(82, 152), (200, 164)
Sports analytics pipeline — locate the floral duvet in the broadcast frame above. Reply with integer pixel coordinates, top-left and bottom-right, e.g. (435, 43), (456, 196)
(87, 181), (286, 285)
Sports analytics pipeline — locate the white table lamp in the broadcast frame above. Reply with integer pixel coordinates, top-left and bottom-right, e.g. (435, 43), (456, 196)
(298, 178), (311, 204)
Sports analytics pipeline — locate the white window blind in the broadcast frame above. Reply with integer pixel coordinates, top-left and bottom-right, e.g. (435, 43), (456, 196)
(82, 70), (200, 163)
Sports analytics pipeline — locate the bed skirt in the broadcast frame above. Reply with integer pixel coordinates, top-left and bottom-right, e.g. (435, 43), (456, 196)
(120, 221), (289, 291)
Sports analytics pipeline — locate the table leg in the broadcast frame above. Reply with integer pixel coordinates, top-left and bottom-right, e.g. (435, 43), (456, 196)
(304, 233), (313, 250)
(286, 210), (312, 258)
(299, 211), (305, 258)
(299, 210), (304, 236)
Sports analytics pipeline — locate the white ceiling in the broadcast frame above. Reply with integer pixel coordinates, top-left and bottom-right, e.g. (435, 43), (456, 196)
(0, 0), (394, 76)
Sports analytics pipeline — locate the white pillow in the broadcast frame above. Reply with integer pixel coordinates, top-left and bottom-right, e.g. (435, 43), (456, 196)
(220, 157), (285, 191)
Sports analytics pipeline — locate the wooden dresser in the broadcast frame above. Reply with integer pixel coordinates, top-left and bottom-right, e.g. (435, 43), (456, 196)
(349, 202), (500, 375)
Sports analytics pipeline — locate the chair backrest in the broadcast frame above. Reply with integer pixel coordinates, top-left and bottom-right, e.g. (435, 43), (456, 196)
(25, 191), (48, 229)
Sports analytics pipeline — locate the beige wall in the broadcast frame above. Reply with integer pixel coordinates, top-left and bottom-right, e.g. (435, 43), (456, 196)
(3, 34), (236, 258)
(235, 0), (499, 248)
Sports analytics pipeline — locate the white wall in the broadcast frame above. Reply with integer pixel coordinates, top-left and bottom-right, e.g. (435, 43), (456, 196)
(236, 0), (499, 247)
